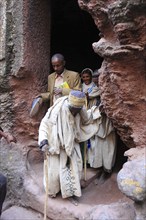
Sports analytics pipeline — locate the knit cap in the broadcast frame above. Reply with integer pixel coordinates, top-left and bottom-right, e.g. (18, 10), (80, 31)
(68, 90), (86, 108)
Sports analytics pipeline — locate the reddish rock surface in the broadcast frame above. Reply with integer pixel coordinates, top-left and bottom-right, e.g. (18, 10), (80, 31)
(78, 0), (146, 148)
(0, 0), (146, 219)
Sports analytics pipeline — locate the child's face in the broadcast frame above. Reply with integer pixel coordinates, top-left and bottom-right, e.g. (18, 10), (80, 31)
(82, 73), (92, 85)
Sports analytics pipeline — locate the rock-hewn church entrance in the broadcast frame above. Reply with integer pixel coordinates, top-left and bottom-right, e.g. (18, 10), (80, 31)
(51, 0), (102, 72)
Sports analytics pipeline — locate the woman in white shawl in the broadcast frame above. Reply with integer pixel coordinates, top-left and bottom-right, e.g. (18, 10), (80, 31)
(81, 68), (101, 109)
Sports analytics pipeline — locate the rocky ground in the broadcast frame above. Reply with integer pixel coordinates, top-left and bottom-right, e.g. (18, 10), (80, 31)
(1, 206), (48, 220)
(1, 166), (134, 220)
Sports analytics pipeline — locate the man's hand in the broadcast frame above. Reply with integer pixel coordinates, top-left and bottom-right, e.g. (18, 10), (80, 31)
(53, 87), (62, 95)
(99, 104), (104, 113)
(6, 134), (17, 143)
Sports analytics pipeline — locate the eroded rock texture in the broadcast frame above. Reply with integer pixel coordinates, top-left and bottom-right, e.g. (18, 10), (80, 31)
(0, 0), (146, 219)
(78, 0), (146, 148)
(0, 0), (51, 144)
(117, 148), (146, 220)
(117, 158), (146, 202)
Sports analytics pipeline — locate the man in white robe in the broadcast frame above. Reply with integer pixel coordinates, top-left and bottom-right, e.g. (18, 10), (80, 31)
(38, 90), (101, 200)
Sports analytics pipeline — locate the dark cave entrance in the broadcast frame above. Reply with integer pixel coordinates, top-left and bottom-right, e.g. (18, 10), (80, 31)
(50, 0), (128, 171)
(50, 0), (103, 73)
(50, 0), (127, 170)
(24, 0), (127, 172)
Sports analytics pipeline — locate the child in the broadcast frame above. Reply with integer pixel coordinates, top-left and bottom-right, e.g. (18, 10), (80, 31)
(81, 68), (100, 109)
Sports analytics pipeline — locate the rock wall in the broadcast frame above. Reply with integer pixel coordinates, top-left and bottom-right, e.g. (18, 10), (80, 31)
(0, 0), (51, 206)
(0, 0), (146, 219)
(78, 1), (146, 218)
(1, 0), (145, 148)
(78, 0), (146, 148)
(0, 0), (51, 143)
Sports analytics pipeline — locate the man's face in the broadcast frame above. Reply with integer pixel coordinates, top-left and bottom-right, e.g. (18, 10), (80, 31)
(69, 106), (82, 116)
(51, 59), (65, 75)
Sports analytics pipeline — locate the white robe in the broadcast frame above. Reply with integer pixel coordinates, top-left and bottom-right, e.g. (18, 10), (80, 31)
(87, 114), (117, 171)
(38, 96), (101, 198)
(82, 82), (100, 109)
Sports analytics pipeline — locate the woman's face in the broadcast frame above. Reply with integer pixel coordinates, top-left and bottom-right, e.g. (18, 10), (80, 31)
(81, 73), (92, 85)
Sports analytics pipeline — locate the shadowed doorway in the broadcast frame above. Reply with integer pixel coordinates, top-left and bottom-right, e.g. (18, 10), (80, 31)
(51, 0), (102, 73)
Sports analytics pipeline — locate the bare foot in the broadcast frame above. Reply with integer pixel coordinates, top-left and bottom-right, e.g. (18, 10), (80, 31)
(49, 194), (56, 198)
(81, 171), (102, 188)
(94, 177), (100, 185)
(94, 169), (103, 185)
(68, 196), (79, 206)
(80, 179), (88, 188)
(96, 171), (111, 185)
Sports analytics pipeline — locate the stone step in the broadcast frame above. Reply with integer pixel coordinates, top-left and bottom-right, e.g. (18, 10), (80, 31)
(1, 206), (50, 220)
(20, 163), (132, 220)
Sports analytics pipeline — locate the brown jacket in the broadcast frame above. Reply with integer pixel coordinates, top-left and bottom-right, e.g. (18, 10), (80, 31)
(41, 69), (81, 106)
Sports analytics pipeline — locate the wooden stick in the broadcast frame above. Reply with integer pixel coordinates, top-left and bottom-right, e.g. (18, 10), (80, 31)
(84, 96), (88, 181)
(84, 142), (87, 181)
(44, 152), (49, 220)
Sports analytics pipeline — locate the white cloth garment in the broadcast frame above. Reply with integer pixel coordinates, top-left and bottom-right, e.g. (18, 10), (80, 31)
(87, 114), (117, 171)
(38, 96), (101, 198)
(82, 82), (100, 109)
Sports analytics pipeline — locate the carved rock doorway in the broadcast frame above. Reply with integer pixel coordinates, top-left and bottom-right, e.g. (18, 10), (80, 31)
(50, 0), (102, 72)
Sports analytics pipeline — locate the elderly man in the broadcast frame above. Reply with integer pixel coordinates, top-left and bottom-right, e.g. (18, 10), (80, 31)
(30, 54), (81, 117)
(38, 90), (101, 201)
